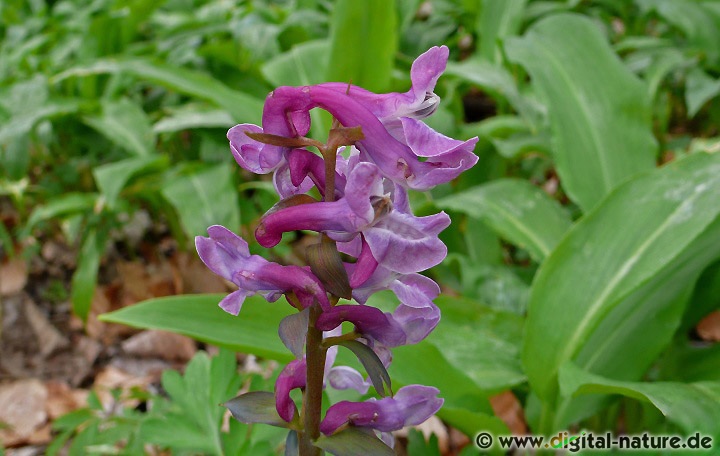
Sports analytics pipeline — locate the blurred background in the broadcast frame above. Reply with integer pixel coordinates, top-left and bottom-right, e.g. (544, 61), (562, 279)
(1, 0), (720, 454)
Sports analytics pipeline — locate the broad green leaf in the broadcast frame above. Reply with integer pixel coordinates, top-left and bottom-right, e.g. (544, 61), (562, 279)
(83, 98), (155, 156)
(437, 179), (571, 262)
(315, 427), (395, 456)
(153, 105), (234, 133)
(560, 363), (720, 439)
(162, 164), (241, 239)
(25, 192), (98, 234)
(660, 341), (720, 383)
(71, 229), (103, 322)
(437, 408), (508, 452)
(374, 292), (524, 396)
(522, 152), (720, 429)
(262, 39), (330, 88)
(52, 58), (263, 123)
(477, 0), (528, 63)
(99, 294), (294, 362)
(92, 155), (168, 207)
(506, 14), (657, 212)
(326, 0), (397, 93)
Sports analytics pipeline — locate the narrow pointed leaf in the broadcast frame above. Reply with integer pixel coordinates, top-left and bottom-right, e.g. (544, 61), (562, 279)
(279, 308), (309, 359)
(285, 430), (299, 456)
(224, 391), (288, 427)
(337, 340), (392, 397)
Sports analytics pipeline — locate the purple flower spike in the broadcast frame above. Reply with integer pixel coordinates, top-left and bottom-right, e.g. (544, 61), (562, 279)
(195, 225), (330, 313)
(319, 385), (443, 435)
(275, 358), (306, 422)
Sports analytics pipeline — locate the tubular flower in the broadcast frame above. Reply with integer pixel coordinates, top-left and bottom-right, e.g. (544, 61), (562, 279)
(319, 385), (444, 435)
(195, 225), (330, 314)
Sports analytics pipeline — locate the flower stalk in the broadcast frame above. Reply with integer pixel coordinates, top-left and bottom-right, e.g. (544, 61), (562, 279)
(197, 46), (477, 453)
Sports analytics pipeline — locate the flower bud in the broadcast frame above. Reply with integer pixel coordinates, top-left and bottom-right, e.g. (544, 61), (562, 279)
(306, 241), (352, 299)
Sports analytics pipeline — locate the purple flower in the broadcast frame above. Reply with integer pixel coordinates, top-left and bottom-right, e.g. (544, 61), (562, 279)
(275, 332), (341, 423)
(319, 46), (449, 124)
(275, 358), (306, 422)
(195, 225), (330, 314)
(316, 265), (441, 349)
(319, 385), (443, 435)
(260, 85), (477, 191)
(255, 160), (450, 274)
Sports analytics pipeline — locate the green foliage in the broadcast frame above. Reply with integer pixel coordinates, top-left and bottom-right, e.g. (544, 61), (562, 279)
(49, 350), (286, 455)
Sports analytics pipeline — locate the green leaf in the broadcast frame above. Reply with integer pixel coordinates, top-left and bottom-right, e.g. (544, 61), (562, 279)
(445, 59), (542, 126)
(162, 164), (241, 239)
(437, 179), (571, 262)
(522, 152), (720, 428)
(337, 340), (392, 397)
(685, 68), (720, 118)
(24, 193), (98, 234)
(326, 0), (397, 93)
(0, 99), (79, 144)
(99, 294), (294, 362)
(92, 155), (168, 207)
(140, 416), (219, 454)
(71, 229), (103, 322)
(315, 427), (395, 456)
(369, 292), (524, 406)
(83, 98), (156, 156)
(52, 58), (263, 124)
(660, 341), (720, 383)
(262, 39), (330, 88)
(153, 105), (235, 133)
(506, 14), (657, 212)
(638, 0), (720, 63)
(224, 392), (288, 427)
(477, 0), (528, 63)
(560, 363), (720, 440)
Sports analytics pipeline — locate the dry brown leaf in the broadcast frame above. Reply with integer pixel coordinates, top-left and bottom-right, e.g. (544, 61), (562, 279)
(697, 311), (720, 342)
(0, 258), (28, 296)
(0, 379), (48, 447)
(23, 298), (68, 356)
(490, 390), (527, 435)
(121, 330), (197, 362)
(45, 381), (89, 420)
(93, 366), (154, 410)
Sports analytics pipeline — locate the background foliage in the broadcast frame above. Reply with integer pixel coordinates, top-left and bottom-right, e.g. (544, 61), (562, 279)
(2, 0), (720, 454)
